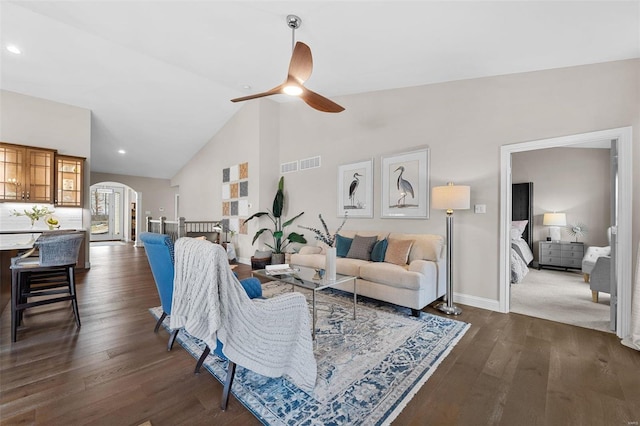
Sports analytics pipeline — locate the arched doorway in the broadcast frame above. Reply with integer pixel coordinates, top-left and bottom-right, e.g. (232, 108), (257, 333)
(90, 181), (138, 243)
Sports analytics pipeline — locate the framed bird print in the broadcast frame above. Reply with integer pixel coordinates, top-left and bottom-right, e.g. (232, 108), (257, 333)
(381, 148), (430, 219)
(337, 159), (373, 218)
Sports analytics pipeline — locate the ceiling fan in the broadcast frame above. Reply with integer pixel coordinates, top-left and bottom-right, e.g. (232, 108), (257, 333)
(230, 15), (345, 113)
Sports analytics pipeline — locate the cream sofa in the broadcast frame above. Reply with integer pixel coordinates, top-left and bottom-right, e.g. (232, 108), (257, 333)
(290, 230), (446, 316)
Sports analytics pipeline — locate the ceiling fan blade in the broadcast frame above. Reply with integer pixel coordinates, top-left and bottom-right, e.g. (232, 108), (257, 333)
(300, 87), (345, 113)
(288, 42), (313, 84)
(231, 84), (284, 103)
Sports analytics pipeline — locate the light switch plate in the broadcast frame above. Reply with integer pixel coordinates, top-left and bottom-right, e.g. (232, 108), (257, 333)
(474, 204), (486, 214)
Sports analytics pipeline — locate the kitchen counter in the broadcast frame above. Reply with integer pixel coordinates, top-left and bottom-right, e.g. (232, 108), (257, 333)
(1, 228), (81, 234)
(0, 233), (42, 251)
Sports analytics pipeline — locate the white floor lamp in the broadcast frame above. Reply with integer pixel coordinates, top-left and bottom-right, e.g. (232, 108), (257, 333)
(432, 182), (470, 315)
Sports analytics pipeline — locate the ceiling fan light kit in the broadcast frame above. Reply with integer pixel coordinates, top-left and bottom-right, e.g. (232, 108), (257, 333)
(230, 14), (344, 113)
(283, 84), (303, 96)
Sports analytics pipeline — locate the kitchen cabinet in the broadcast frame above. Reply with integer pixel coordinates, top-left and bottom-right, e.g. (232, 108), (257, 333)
(0, 143), (55, 203)
(55, 155), (84, 207)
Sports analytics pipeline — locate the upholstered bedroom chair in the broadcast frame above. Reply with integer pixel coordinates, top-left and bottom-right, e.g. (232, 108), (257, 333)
(10, 231), (85, 342)
(581, 227), (612, 283)
(589, 255), (611, 303)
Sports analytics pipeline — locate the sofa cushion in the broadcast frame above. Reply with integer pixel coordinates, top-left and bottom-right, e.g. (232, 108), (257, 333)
(336, 258), (370, 277)
(360, 262), (423, 291)
(389, 233), (444, 262)
(335, 234), (353, 257)
(299, 246), (322, 255)
(384, 238), (414, 265)
(370, 238), (388, 262)
(346, 235), (378, 260)
(338, 230), (389, 241)
(290, 253), (325, 270)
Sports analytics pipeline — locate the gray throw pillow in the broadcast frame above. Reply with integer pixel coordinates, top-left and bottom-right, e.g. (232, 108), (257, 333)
(346, 235), (378, 261)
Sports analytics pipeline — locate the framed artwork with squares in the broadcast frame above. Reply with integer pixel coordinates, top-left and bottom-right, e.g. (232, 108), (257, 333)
(222, 162), (249, 237)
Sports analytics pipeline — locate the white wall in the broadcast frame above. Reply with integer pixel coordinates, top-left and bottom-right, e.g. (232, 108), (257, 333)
(0, 90), (91, 157)
(171, 101), (281, 262)
(173, 59), (639, 305)
(0, 90), (92, 265)
(279, 59), (638, 302)
(512, 147), (611, 258)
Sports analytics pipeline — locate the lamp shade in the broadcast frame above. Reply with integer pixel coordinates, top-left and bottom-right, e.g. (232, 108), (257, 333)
(543, 212), (566, 226)
(432, 183), (471, 210)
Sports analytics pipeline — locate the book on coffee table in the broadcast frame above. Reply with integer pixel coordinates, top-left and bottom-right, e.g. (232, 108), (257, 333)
(264, 264), (298, 276)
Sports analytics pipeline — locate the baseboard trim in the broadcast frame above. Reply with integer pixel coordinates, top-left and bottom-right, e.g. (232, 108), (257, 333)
(454, 292), (501, 312)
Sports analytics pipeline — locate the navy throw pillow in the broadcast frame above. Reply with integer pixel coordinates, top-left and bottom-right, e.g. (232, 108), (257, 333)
(370, 238), (389, 262)
(335, 234), (353, 258)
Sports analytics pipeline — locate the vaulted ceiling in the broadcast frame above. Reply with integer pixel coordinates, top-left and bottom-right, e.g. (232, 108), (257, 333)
(2, 1), (638, 178)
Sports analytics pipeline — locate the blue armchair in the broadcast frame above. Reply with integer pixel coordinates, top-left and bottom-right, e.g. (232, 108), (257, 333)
(140, 232), (262, 356)
(140, 232), (180, 350)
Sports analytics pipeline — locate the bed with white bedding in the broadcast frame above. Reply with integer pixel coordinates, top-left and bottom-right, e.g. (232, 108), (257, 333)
(510, 232), (534, 283)
(511, 181), (534, 284)
(511, 245), (530, 284)
(511, 237), (534, 265)
(510, 220), (533, 283)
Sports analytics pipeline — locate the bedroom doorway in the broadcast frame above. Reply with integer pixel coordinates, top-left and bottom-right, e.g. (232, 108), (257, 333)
(499, 127), (632, 339)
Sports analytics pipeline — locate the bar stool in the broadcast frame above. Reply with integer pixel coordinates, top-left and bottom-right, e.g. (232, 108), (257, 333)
(10, 231), (84, 342)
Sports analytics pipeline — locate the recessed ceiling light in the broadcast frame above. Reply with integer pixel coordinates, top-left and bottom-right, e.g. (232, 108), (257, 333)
(6, 45), (21, 55)
(118, 149), (126, 154)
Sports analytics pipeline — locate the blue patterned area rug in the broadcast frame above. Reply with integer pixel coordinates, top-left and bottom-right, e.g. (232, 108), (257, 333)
(150, 282), (469, 425)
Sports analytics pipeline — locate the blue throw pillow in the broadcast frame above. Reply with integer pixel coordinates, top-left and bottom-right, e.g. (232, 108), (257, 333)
(335, 234), (353, 258)
(370, 238), (388, 262)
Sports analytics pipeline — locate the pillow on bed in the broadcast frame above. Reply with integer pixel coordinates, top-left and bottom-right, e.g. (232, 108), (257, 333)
(511, 220), (528, 240)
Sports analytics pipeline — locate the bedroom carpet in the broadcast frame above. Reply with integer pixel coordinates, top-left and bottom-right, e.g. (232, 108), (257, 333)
(510, 267), (612, 333)
(151, 282), (469, 425)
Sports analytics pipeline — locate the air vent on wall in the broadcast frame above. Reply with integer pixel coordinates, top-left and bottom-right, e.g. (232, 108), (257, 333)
(299, 156), (321, 170)
(280, 160), (298, 174)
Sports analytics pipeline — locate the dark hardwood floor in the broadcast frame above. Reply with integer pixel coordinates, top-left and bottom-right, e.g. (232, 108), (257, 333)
(1, 242), (639, 425)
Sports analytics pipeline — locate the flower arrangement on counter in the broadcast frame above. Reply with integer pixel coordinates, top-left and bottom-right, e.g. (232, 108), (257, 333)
(299, 213), (348, 247)
(10, 205), (55, 228)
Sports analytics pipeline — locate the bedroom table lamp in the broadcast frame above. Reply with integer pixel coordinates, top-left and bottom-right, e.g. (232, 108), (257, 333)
(431, 182), (470, 315)
(543, 212), (566, 242)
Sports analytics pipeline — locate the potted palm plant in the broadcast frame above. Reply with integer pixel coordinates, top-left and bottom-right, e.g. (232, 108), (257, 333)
(244, 176), (307, 264)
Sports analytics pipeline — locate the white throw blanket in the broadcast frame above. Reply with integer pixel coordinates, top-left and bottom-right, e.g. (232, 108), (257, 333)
(170, 238), (317, 392)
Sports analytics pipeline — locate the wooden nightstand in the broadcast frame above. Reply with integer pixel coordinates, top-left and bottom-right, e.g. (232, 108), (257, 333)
(538, 241), (584, 271)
